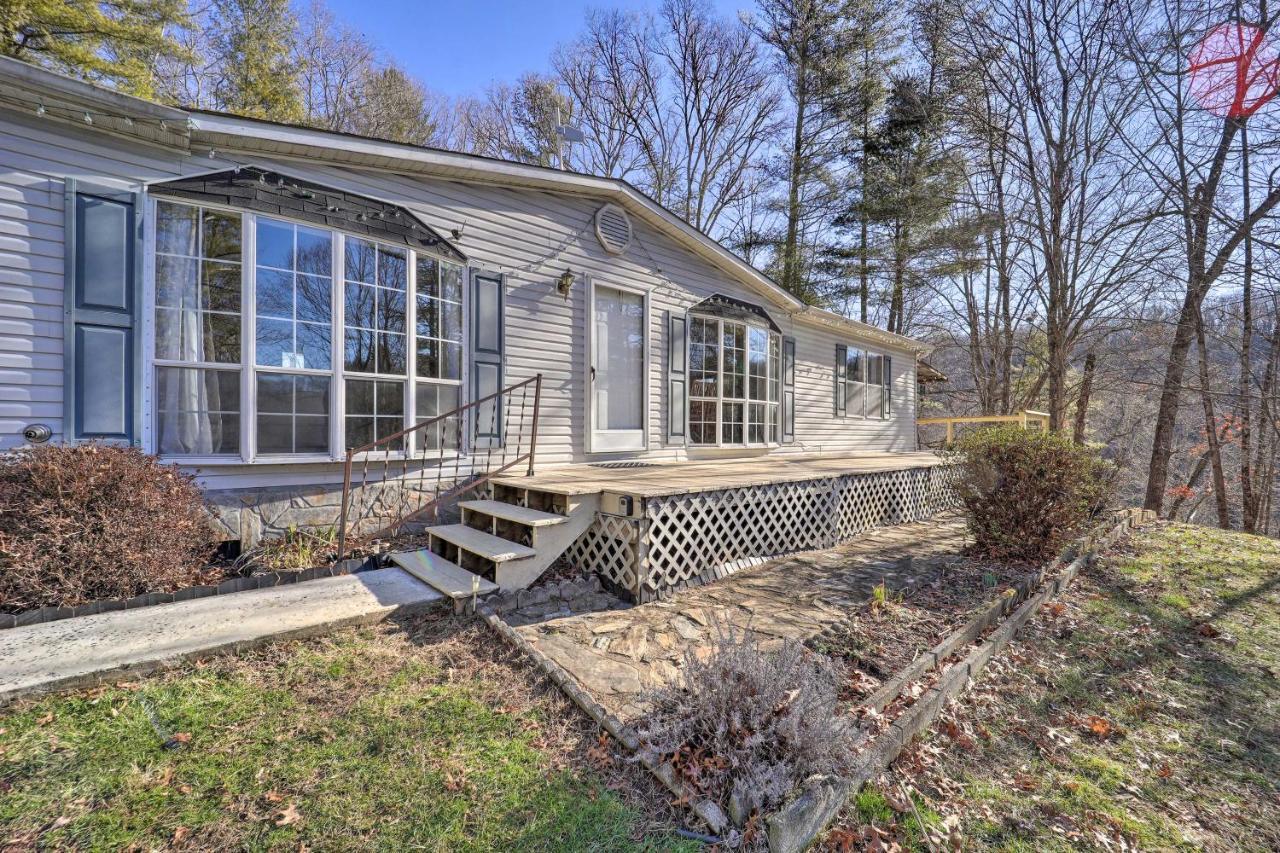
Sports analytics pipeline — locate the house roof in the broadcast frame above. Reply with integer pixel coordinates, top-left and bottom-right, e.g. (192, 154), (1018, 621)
(0, 55), (928, 355)
(917, 360), (948, 383)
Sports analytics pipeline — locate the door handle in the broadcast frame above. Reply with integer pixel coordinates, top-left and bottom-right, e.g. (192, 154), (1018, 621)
(590, 365), (596, 381)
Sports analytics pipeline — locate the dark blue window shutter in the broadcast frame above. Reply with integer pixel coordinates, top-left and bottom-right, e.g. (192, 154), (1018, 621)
(667, 310), (687, 444)
(782, 336), (796, 443)
(64, 180), (140, 443)
(834, 344), (847, 417)
(884, 354), (892, 415)
(469, 269), (505, 447)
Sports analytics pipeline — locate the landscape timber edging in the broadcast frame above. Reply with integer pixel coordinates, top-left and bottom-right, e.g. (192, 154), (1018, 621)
(764, 507), (1154, 853)
(475, 604), (733, 835)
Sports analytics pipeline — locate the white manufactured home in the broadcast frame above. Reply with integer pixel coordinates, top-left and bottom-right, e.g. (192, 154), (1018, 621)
(0, 58), (954, 602)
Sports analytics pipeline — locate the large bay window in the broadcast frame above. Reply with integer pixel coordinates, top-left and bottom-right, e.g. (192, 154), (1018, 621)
(688, 315), (780, 447)
(151, 198), (464, 460)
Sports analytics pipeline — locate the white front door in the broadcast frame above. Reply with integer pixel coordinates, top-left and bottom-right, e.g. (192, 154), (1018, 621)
(589, 282), (647, 452)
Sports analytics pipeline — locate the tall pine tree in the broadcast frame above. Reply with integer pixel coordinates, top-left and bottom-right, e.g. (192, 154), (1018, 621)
(856, 75), (963, 333)
(1, 0), (188, 97)
(749, 0), (854, 303)
(208, 0), (302, 122)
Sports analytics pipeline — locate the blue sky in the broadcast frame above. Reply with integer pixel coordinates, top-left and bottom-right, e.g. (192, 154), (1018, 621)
(323, 0), (754, 98)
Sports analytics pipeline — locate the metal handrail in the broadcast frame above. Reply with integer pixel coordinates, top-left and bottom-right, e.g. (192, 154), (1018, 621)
(336, 373), (543, 559)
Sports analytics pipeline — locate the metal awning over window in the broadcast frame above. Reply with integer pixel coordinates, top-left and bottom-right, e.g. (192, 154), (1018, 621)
(149, 166), (466, 263)
(689, 293), (781, 333)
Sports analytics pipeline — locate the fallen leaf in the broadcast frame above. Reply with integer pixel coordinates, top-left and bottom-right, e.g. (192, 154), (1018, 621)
(1084, 715), (1113, 739)
(1156, 763), (1173, 779)
(170, 732), (192, 744)
(1195, 622), (1221, 638)
(172, 826), (191, 845)
(274, 803), (303, 827)
(36, 712), (54, 726)
(882, 786), (911, 813)
(264, 790), (285, 803)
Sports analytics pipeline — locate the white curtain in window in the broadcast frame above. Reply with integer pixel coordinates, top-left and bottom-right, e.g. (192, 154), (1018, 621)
(156, 254), (218, 454)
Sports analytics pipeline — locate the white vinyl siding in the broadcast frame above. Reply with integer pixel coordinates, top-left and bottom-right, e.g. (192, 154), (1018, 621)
(0, 108), (918, 491)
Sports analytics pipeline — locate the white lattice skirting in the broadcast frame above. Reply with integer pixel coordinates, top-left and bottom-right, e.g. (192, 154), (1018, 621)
(565, 464), (960, 602)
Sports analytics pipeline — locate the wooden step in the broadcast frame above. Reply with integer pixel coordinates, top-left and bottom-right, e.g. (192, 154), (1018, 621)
(388, 550), (499, 600)
(460, 500), (568, 528)
(427, 524), (536, 563)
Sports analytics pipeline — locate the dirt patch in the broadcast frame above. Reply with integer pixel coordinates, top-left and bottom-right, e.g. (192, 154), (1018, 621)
(810, 557), (1037, 702)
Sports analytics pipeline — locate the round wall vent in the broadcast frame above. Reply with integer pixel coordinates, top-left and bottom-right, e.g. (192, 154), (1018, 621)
(594, 203), (632, 255)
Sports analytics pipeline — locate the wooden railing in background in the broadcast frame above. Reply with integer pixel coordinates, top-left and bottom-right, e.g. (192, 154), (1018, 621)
(918, 409), (1050, 446)
(336, 374), (542, 560)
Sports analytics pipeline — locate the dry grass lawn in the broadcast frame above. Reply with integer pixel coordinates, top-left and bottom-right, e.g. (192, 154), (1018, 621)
(822, 522), (1280, 851)
(0, 610), (696, 852)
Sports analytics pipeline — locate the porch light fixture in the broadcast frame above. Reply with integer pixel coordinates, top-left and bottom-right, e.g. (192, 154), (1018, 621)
(557, 268), (576, 297)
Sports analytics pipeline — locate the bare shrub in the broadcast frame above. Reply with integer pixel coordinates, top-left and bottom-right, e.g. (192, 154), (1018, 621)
(634, 625), (857, 828)
(0, 444), (217, 612)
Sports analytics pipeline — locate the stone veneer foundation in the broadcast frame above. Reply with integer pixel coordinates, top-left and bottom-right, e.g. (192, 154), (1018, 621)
(204, 479), (454, 547)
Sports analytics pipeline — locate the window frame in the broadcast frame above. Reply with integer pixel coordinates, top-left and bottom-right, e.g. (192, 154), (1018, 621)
(686, 313), (781, 449)
(142, 196), (466, 464)
(836, 343), (894, 421)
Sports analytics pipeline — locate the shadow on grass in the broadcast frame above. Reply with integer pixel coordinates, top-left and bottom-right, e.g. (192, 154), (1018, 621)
(1079, 556), (1280, 774)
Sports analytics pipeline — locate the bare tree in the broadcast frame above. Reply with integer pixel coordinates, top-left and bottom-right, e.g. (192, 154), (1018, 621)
(294, 1), (372, 132)
(1126, 0), (1280, 514)
(553, 11), (645, 181)
(455, 73), (571, 166)
(555, 0), (779, 236)
(952, 0), (1161, 430)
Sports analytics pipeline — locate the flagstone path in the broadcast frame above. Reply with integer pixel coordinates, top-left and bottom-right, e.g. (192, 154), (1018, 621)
(510, 514), (970, 721)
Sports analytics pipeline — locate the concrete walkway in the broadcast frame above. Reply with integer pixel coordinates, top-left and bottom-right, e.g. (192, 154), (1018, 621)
(0, 568), (441, 705)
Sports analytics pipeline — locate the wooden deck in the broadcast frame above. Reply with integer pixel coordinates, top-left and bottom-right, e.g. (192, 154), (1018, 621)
(492, 451), (944, 497)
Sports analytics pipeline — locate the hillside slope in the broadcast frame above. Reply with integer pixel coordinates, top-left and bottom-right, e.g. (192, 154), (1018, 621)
(835, 522), (1280, 851)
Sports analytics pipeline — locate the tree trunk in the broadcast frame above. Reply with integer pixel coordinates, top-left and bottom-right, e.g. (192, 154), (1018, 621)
(1239, 125), (1256, 532)
(858, 95), (870, 324)
(1143, 285), (1203, 514)
(1073, 351), (1096, 444)
(1195, 309), (1231, 529)
(1143, 116), (1247, 514)
(1045, 312), (1068, 431)
(781, 58), (808, 299)
(888, 222), (907, 334)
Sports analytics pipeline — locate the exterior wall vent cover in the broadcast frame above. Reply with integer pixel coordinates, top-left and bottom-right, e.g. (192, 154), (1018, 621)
(594, 203), (633, 255)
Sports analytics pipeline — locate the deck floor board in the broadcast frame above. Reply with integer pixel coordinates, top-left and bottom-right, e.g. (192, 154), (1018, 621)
(492, 451), (943, 497)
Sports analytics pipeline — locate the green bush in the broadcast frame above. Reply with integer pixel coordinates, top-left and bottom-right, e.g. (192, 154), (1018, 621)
(0, 444), (217, 612)
(948, 426), (1112, 562)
